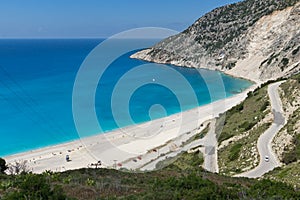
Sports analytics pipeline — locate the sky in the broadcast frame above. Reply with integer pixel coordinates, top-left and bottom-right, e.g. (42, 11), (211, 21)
(0, 0), (241, 38)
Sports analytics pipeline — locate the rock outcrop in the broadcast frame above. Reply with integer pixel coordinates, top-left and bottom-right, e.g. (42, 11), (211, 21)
(131, 0), (300, 82)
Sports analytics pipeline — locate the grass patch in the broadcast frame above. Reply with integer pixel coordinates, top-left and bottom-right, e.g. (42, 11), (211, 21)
(264, 162), (300, 188)
(219, 122), (271, 175)
(218, 85), (270, 144)
(282, 133), (300, 164)
(156, 151), (204, 171)
(1, 165), (299, 199)
(228, 143), (242, 161)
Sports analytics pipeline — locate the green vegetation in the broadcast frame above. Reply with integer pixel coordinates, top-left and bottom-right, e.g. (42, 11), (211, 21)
(219, 122), (271, 175)
(282, 111), (300, 164)
(0, 173), (67, 200)
(265, 162), (300, 188)
(0, 158), (8, 174)
(1, 164), (299, 199)
(190, 0), (299, 53)
(279, 74), (300, 165)
(217, 85), (273, 175)
(280, 73), (300, 107)
(266, 73), (300, 188)
(280, 57), (290, 71)
(292, 46), (300, 55)
(228, 143), (242, 161)
(224, 62), (236, 70)
(156, 151), (204, 171)
(266, 53), (280, 65)
(260, 101), (270, 112)
(218, 85), (270, 143)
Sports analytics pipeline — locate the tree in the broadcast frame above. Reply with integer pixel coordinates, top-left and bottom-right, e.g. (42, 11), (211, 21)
(7, 160), (30, 175)
(0, 157), (8, 174)
(2, 174), (67, 200)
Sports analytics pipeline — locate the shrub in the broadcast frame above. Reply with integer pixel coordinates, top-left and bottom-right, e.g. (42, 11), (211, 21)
(218, 132), (234, 143)
(282, 151), (297, 164)
(7, 160), (30, 175)
(260, 101), (270, 111)
(240, 121), (255, 131)
(0, 158), (8, 174)
(2, 174), (67, 200)
(282, 134), (300, 164)
(228, 143), (242, 161)
(292, 46), (300, 55)
(281, 58), (289, 66)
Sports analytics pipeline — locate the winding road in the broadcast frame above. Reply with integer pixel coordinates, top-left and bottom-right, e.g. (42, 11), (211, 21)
(132, 82), (285, 176)
(237, 81), (286, 178)
(203, 119), (219, 173)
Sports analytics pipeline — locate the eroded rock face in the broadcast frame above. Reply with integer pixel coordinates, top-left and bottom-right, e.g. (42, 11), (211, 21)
(131, 0), (300, 82)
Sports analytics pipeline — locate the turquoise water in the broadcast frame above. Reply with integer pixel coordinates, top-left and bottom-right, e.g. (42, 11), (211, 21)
(0, 39), (252, 156)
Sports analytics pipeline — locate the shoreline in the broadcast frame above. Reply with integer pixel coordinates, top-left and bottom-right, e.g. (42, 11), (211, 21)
(130, 50), (261, 84)
(4, 83), (257, 174)
(1, 86), (251, 158)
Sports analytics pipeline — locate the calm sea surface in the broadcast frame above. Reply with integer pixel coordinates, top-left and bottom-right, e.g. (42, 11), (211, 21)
(0, 39), (252, 156)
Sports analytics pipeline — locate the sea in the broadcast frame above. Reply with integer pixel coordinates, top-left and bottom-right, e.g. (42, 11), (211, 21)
(0, 39), (252, 156)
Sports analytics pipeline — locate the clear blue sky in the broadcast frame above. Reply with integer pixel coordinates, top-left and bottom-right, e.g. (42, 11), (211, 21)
(0, 0), (241, 38)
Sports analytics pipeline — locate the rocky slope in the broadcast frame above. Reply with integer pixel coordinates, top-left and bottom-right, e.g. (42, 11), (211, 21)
(131, 0), (300, 82)
(273, 74), (300, 164)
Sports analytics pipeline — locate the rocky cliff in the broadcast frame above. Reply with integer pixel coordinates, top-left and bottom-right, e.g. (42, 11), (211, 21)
(131, 0), (300, 82)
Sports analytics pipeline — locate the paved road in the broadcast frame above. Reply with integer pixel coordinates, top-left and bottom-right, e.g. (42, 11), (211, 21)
(237, 81), (286, 178)
(203, 119), (219, 173)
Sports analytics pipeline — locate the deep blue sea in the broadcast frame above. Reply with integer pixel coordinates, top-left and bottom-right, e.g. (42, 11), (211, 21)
(0, 39), (252, 156)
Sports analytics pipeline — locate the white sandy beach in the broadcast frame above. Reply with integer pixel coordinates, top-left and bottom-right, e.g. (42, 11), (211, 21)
(4, 85), (257, 174)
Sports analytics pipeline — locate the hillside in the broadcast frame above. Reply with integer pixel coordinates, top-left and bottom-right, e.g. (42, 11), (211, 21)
(1, 158), (300, 199)
(131, 0), (300, 82)
(266, 73), (300, 187)
(217, 84), (272, 176)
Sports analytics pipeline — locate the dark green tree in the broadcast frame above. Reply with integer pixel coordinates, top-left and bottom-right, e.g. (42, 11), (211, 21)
(0, 157), (8, 174)
(2, 174), (67, 200)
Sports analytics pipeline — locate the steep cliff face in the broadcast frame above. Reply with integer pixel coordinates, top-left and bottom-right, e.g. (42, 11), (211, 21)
(131, 0), (300, 82)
